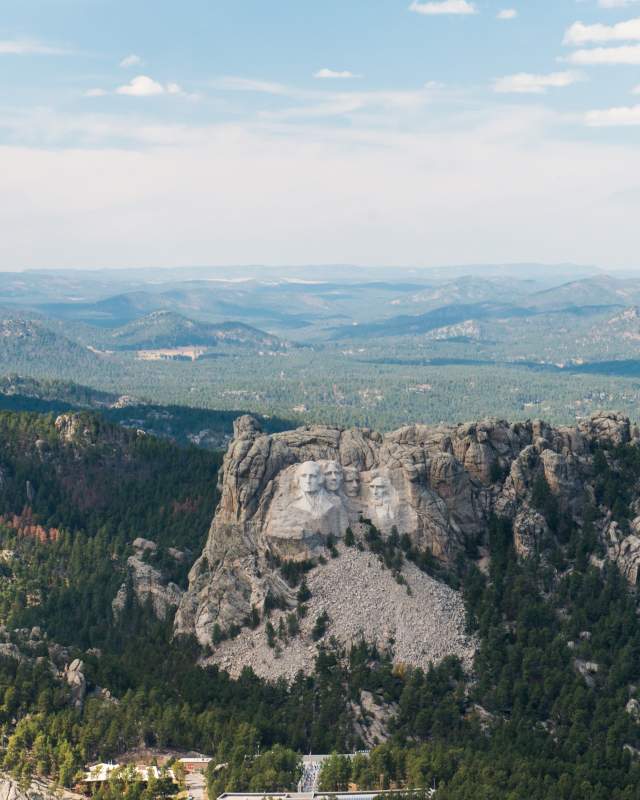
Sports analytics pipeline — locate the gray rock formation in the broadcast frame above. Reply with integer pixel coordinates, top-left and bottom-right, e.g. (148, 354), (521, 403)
(607, 518), (640, 585)
(578, 411), (631, 448)
(113, 550), (183, 621)
(175, 410), (639, 657)
(64, 658), (87, 711)
(626, 698), (640, 720)
(0, 643), (23, 662)
(0, 775), (82, 800)
(132, 537), (157, 553)
(201, 545), (475, 681)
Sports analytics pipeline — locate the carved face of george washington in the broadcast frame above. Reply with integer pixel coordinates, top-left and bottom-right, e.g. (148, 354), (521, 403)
(297, 461), (323, 495)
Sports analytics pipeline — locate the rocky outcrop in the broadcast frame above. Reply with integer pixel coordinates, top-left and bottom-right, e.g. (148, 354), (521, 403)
(0, 775), (83, 799)
(54, 412), (139, 452)
(578, 411), (631, 448)
(0, 643), (23, 662)
(175, 411), (640, 664)
(64, 658), (87, 711)
(113, 542), (183, 621)
(513, 509), (549, 559)
(626, 698), (640, 720)
(607, 518), (640, 585)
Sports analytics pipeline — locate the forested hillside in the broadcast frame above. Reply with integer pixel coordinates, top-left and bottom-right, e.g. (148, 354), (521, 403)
(1, 410), (640, 798)
(0, 375), (294, 450)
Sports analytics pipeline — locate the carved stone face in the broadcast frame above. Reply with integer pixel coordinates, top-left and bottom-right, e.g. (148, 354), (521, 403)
(323, 461), (343, 492)
(343, 467), (361, 498)
(370, 475), (391, 506)
(297, 461), (323, 495)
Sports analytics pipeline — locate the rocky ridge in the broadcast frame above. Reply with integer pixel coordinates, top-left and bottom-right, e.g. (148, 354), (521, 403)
(174, 411), (640, 677)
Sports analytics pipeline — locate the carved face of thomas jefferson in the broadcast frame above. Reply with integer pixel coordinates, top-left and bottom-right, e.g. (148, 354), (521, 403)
(323, 461), (343, 492)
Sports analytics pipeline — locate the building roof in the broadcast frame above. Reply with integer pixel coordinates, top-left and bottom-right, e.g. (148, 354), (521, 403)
(217, 790), (435, 800)
(179, 756), (212, 763)
(83, 763), (175, 783)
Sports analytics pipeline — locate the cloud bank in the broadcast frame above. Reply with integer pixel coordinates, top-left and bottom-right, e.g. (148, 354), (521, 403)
(493, 71), (583, 94)
(564, 17), (640, 45)
(408, 1), (477, 16)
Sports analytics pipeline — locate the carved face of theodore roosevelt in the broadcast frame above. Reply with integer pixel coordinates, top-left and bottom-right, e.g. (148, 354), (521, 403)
(323, 461), (343, 492)
(297, 461), (323, 495)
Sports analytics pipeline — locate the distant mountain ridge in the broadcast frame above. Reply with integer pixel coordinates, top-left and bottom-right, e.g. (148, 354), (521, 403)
(0, 265), (616, 339)
(109, 310), (288, 351)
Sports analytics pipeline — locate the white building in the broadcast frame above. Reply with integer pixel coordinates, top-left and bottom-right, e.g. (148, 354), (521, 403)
(83, 763), (176, 785)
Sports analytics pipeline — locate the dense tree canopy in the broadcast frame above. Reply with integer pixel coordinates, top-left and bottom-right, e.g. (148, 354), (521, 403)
(2, 412), (640, 799)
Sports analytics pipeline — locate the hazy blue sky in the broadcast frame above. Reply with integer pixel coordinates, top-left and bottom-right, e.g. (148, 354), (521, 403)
(2, 0), (640, 270)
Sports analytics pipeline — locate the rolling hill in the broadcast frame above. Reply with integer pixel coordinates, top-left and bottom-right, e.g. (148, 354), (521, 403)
(108, 310), (288, 350)
(0, 317), (102, 370)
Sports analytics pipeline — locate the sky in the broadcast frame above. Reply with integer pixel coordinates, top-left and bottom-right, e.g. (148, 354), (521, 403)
(1, 0), (640, 271)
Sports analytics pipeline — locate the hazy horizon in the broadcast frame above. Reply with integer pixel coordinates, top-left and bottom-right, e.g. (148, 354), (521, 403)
(3, 1), (640, 270)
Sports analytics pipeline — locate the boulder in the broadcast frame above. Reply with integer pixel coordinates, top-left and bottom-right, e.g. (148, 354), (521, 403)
(64, 658), (86, 710)
(132, 537), (157, 553)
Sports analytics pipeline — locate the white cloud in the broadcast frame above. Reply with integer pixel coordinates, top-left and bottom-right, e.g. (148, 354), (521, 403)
(120, 54), (143, 68)
(211, 76), (289, 94)
(2, 106), (640, 271)
(409, 0), (477, 15)
(633, 84), (640, 93)
(116, 75), (166, 96)
(598, 0), (640, 7)
(493, 71), (583, 94)
(109, 76), (196, 99)
(0, 38), (69, 55)
(586, 104), (640, 125)
(85, 78), (194, 99)
(261, 88), (435, 121)
(211, 75), (443, 121)
(497, 9), (518, 19)
(564, 17), (640, 45)
(566, 44), (640, 64)
(313, 68), (360, 79)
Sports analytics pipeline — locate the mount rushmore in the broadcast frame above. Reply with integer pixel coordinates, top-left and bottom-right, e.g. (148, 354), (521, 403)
(173, 409), (640, 670)
(263, 458), (407, 554)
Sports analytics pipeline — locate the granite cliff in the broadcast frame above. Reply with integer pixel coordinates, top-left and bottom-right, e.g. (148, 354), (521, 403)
(0, 776), (82, 800)
(174, 411), (640, 678)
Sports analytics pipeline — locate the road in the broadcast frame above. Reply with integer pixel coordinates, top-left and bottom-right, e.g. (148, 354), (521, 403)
(185, 771), (207, 799)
